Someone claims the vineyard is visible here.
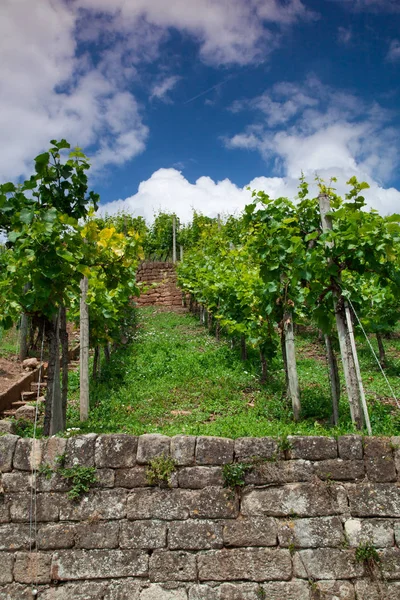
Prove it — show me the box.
[1,142,400,437]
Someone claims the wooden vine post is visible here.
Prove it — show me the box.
[172,215,177,264]
[318,193,369,432]
[283,309,301,421]
[80,276,89,421]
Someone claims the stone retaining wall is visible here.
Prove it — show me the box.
[1,433,400,599]
[136,262,182,308]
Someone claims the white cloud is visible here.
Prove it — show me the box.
[150,76,181,102]
[387,40,400,62]
[337,26,352,45]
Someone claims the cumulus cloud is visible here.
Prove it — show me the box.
[150,76,181,102]
[387,40,400,62]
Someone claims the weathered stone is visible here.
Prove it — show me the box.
[338,436,363,460]
[13,438,42,470]
[234,437,278,461]
[197,548,292,581]
[313,581,355,600]
[127,489,192,520]
[278,516,344,548]
[120,520,167,549]
[379,547,400,579]
[313,459,365,481]
[0,501,9,524]
[188,585,218,600]
[178,467,223,488]
[141,585,187,600]
[0,435,19,472]
[0,554,13,584]
[196,437,234,465]
[288,436,337,460]
[64,434,97,468]
[293,548,364,580]
[219,581,311,600]
[51,549,148,580]
[42,437,67,468]
[74,521,120,549]
[14,405,36,422]
[391,436,400,476]
[169,519,223,550]
[223,516,277,547]
[190,487,239,519]
[14,552,52,583]
[115,466,148,488]
[104,579,142,600]
[355,580,400,600]
[0,421,16,435]
[39,581,108,600]
[0,584,35,599]
[93,468,115,488]
[347,483,400,516]
[245,460,313,485]
[149,550,197,582]
[10,492,60,522]
[364,438,396,482]
[22,357,39,369]
[59,489,126,521]
[2,471,33,493]
[37,523,75,549]
[137,434,170,464]
[345,518,394,547]
[242,483,342,517]
[0,523,31,550]
[171,436,196,466]
[95,434,138,468]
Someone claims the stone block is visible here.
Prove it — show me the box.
[2,472,33,493]
[141,585,188,600]
[347,483,400,517]
[0,435,18,473]
[379,547,400,579]
[95,434,138,468]
[219,581,311,600]
[171,435,196,466]
[59,489,126,521]
[39,581,108,600]
[168,520,223,550]
[127,489,192,520]
[288,436,337,460]
[188,585,218,600]
[104,579,142,600]
[190,487,239,519]
[64,434,97,468]
[312,581,355,600]
[338,436,363,460]
[364,438,396,482]
[245,460,313,485]
[137,434,170,464]
[223,516,277,547]
[217,583,258,599]
[13,438,42,471]
[51,549,148,580]
[242,483,342,517]
[314,459,365,481]
[355,580,400,600]
[115,466,148,488]
[36,472,70,493]
[278,516,344,548]
[37,523,76,549]
[0,584,35,599]
[178,467,223,488]
[0,554,13,584]
[234,437,278,461]
[74,521,120,549]
[149,550,197,582]
[0,421,16,435]
[120,520,167,549]
[197,548,292,581]
[345,518,394,547]
[42,437,67,468]
[10,492,60,522]
[293,548,364,579]
[93,468,115,488]
[0,523,31,550]
[0,501,9,524]
[14,552,52,583]
[196,437,234,465]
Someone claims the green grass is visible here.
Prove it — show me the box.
[65,307,400,438]
[0,326,19,359]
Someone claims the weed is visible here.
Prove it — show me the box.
[55,454,66,468]
[146,455,176,487]
[355,541,381,579]
[256,586,266,599]
[58,466,97,500]
[222,462,251,489]
[278,434,292,458]
[38,463,53,480]
[288,542,296,556]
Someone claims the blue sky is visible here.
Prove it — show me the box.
[1,0,400,221]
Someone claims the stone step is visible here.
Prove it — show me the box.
[10,401,26,410]
[30,382,47,392]
[21,390,37,401]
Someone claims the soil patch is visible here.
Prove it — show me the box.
[0,357,25,394]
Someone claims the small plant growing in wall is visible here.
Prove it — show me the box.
[355,541,381,579]
[146,454,176,487]
[277,434,292,459]
[222,462,251,489]
[58,466,98,500]
[256,585,266,599]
